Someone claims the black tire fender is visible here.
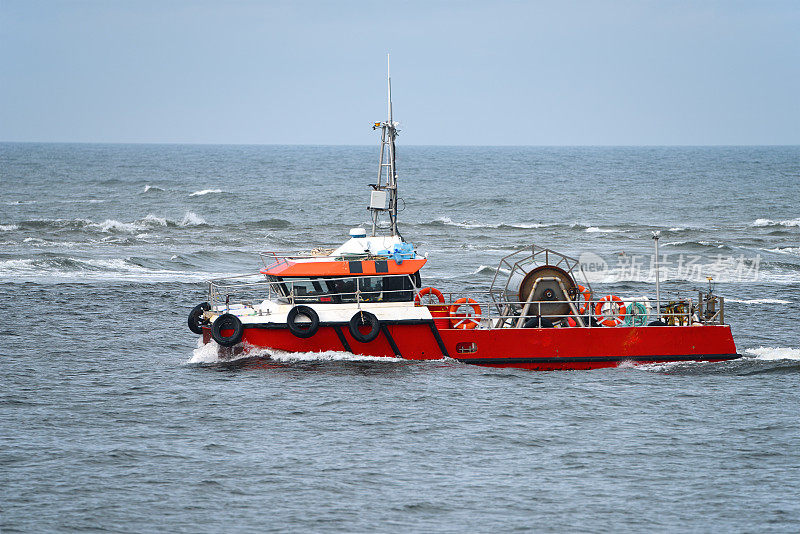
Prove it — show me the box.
[287,305,320,338]
[188,302,211,335]
[348,311,381,343]
[211,313,244,347]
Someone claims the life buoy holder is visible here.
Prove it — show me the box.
[188,302,211,335]
[577,284,592,315]
[449,298,482,329]
[211,313,244,347]
[287,305,320,338]
[415,286,445,306]
[349,311,381,343]
[594,295,626,327]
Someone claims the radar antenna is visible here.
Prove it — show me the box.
[369,54,401,238]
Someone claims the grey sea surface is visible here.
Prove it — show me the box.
[1,143,799,532]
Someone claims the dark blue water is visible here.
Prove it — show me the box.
[2,143,799,532]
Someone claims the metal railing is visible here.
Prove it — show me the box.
[258,251,335,272]
[426,295,712,329]
[258,248,407,271]
[207,273,418,310]
[205,273,723,329]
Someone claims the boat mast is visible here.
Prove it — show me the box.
[370,54,400,238]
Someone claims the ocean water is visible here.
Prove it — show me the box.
[1,143,799,532]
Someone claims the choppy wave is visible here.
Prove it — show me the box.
[752,218,800,228]
[20,237,84,248]
[726,298,791,304]
[764,246,800,256]
[18,218,93,230]
[0,224,19,231]
[55,199,108,204]
[662,240,731,250]
[87,216,167,233]
[627,346,800,374]
[426,217,556,230]
[585,227,621,233]
[422,218,674,234]
[429,218,800,234]
[92,219,146,233]
[189,189,224,197]
[180,212,207,226]
[16,213,207,233]
[470,265,511,276]
[0,256,235,283]
[244,218,292,229]
[143,184,164,193]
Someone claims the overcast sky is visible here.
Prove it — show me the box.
[1,0,798,145]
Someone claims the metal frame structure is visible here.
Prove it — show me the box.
[489,245,591,315]
[370,55,400,238]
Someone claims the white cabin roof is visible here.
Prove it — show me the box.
[331,235,405,257]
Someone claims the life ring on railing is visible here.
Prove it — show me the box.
[577,284,592,314]
[287,305,320,338]
[349,311,381,343]
[211,313,244,347]
[594,295,627,327]
[449,298,482,329]
[415,287,445,306]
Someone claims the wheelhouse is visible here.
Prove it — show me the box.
[256,245,426,305]
[265,272,420,304]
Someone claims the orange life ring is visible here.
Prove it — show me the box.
[594,295,627,327]
[415,286,445,306]
[449,297,482,329]
[577,284,592,314]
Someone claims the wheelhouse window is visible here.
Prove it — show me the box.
[268,274,417,303]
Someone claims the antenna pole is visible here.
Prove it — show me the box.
[653,231,661,320]
[369,54,401,239]
[388,55,393,124]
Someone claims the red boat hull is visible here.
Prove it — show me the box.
[203,321,740,371]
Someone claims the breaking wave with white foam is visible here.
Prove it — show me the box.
[188,341,404,364]
[764,246,800,256]
[470,265,511,276]
[189,189,224,197]
[751,218,800,228]
[743,347,800,361]
[585,227,621,233]
[180,212,207,226]
[0,256,238,283]
[14,213,208,234]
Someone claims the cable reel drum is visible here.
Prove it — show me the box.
[489,245,592,324]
